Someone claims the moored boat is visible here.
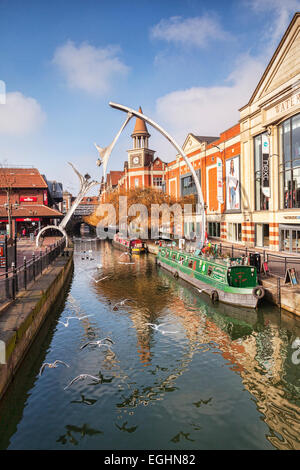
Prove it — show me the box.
[112,233,147,254]
[156,247,265,308]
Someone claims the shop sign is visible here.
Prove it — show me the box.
[275,93,300,114]
[261,134,270,198]
[43,191,48,206]
[20,196,37,202]
[217,157,223,204]
[0,243,5,267]
[16,218,40,222]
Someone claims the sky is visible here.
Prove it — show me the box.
[0,0,300,195]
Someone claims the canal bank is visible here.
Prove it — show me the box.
[0,248,73,401]
[146,240,300,317]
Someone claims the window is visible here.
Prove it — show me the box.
[227,223,242,242]
[254,133,269,210]
[153,177,162,187]
[279,113,300,209]
[180,170,201,196]
[208,222,220,238]
[256,224,269,247]
[135,178,139,188]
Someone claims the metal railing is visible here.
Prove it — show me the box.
[216,242,300,278]
[0,238,67,303]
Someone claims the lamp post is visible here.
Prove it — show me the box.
[3,201,19,240]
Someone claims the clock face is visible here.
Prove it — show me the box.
[133,156,140,165]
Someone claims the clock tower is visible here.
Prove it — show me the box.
[127,106,155,170]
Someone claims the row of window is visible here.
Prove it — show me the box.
[255,112,300,210]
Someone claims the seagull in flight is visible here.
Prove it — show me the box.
[113,299,137,308]
[77,267,109,283]
[80,337,114,350]
[145,323,178,335]
[64,374,102,390]
[94,276,109,283]
[39,360,70,376]
[58,315,94,328]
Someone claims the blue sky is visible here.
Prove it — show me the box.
[0,0,299,195]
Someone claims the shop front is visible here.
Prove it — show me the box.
[16,218,41,237]
[279,224,300,253]
[239,13,300,252]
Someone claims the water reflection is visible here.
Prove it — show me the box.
[0,239,300,450]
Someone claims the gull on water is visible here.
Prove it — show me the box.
[39,360,70,376]
[145,322,178,335]
[118,261,135,265]
[64,374,101,390]
[58,315,94,328]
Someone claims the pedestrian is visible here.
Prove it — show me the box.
[22,227,26,237]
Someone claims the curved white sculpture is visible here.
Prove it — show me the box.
[36,163,99,247]
[109,102,206,247]
[94,113,133,179]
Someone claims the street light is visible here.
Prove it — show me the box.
[3,201,19,239]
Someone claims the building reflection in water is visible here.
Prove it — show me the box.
[89,241,300,450]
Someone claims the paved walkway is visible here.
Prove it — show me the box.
[2,236,61,270]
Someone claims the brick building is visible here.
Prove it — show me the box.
[0,167,63,238]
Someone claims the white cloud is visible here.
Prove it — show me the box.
[0,91,45,135]
[154,54,266,146]
[150,14,232,48]
[248,0,300,53]
[52,40,129,95]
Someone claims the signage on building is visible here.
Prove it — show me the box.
[261,134,270,198]
[217,157,223,204]
[0,243,5,267]
[20,196,37,202]
[275,92,300,114]
[16,218,40,222]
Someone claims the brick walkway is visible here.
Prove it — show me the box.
[1,236,62,271]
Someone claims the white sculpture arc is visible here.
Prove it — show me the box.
[36,162,99,247]
[109,102,206,247]
[94,113,133,179]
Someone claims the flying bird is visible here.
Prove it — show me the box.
[113,299,137,309]
[94,276,109,283]
[64,374,101,390]
[145,322,178,335]
[39,360,70,376]
[80,337,114,350]
[57,315,94,328]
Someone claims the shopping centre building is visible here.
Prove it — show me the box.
[101,13,300,253]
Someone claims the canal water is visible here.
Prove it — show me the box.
[1,239,300,450]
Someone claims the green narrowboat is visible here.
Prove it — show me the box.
[156,247,265,308]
